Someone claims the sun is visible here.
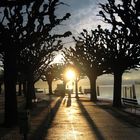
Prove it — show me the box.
[65,69,75,80]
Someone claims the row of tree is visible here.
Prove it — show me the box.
[63,0,140,107]
[0,0,140,127]
[0,0,71,127]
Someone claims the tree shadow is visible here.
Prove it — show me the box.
[77,99,105,140]
[98,103,140,127]
[78,97,140,140]
[67,96,71,107]
[31,97,63,140]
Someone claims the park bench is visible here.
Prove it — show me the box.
[122,97,140,113]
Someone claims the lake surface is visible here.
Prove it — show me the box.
[35,77,140,103]
[35,70,140,102]
[97,84,140,103]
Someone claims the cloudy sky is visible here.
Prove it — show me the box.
[53,0,108,62]
[65,0,107,34]
[55,0,108,40]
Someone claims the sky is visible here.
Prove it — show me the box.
[55,0,108,40]
[64,0,107,35]
[53,0,108,63]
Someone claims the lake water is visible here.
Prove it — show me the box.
[35,78,140,103]
[97,84,140,103]
[35,70,140,103]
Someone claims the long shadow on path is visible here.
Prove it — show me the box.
[77,96,140,140]
[77,98,106,140]
[98,102,140,127]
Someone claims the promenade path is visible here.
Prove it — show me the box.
[44,95,140,140]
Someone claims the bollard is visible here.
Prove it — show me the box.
[18,110,30,140]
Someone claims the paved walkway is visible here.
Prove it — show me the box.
[44,95,140,140]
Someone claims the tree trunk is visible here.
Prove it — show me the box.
[23,80,27,97]
[75,78,78,98]
[0,83,2,94]
[26,73,36,109]
[4,49,17,127]
[62,81,66,96]
[18,81,22,96]
[113,71,123,107]
[89,76,97,101]
[48,80,53,95]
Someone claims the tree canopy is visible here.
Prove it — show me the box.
[99,0,140,107]
[99,0,140,43]
[63,26,110,101]
[0,0,71,126]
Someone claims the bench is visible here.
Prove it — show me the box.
[122,97,140,113]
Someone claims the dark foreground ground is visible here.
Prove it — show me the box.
[0,93,140,140]
[0,94,61,140]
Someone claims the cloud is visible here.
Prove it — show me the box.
[68,0,109,35]
[53,0,110,38]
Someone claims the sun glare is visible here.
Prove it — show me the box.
[66,70,75,80]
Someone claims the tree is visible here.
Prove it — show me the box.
[0,0,71,126]
[99,0,140,107]
[19,39,64,108]
[99,0,140,44]
[0,69,4,95]
[41,63,63,95]
[103,28,140,107]
[0,56,4,95]
[63,26,109,101]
